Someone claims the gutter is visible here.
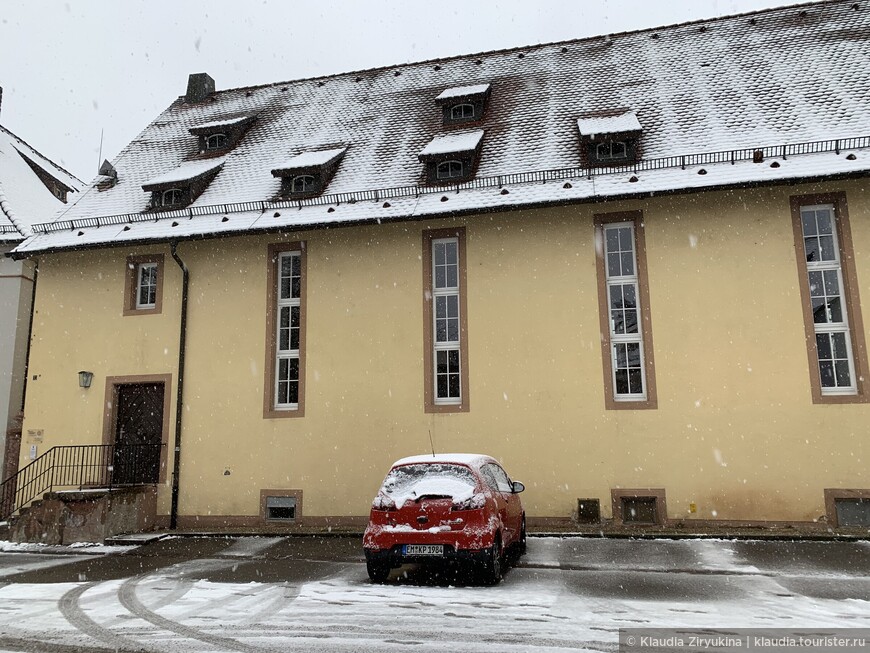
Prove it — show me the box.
[169,241,189,530]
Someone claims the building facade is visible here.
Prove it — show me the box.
[10,1,870,530]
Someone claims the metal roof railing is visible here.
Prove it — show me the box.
[31,134,870,236]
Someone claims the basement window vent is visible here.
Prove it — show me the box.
[577,498,601,524]
[265,496,297,521]
[835,498,870,527]
[621,497,658,524]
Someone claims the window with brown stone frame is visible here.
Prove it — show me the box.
[264,242,307,418]
[594,211,657,409]
[423,228,470,413]
[790,192,868,403]
[123,254,164,316]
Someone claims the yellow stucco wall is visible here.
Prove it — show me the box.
[21,178,870,523]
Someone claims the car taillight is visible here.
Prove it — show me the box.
[371,493,396,511]
[451,493,486,511]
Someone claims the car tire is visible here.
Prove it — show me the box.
[517,515,527,556]
[367,560,390,583]
[480,534,503,585]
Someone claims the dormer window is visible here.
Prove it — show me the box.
[419,130,484,184]
[142,158,225,211]
[15,148,77,204]
[271,147,346,199]
[205,133,227,151]
[450,104,475,121]
[436,160,464,180]
[189,115,257,155]
[596,141,628,161]
[160,188,185,206]
[292,175,316,193]
[436,84,491,126]
[576,110,642,167]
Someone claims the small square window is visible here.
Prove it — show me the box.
[835,498,870,527]
[265,496,297,521]
[622,497,658,523]
[577,499,601,524]
[124,255,164,316]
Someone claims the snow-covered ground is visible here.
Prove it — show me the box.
[0,537,867,652]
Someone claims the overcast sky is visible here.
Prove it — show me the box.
[1,0,817,182]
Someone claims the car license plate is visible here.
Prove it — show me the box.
[403,544,443,556]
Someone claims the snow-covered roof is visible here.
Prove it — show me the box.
[189,116,254,133]
[419,130,484,158]
[576,111,642,138]
[141,158,225,190]
[435,84,491,101]
[393,454,496,468]
[271,147,347,173]
[12,0,870,254]
[0,124,82,241]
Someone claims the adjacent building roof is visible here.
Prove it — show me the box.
[14,0,870,254]
[0,125,81,242]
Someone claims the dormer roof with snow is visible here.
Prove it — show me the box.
[0,124,82,242]
[13,0,870,254]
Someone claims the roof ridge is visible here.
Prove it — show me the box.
[202,0,839,96]
[0,123,83,188]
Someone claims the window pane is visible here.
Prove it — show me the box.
[435,266,446,288]
[626,342,641,367]
[290,306,300,350]
[607,252,620,277]
[448,372,461,398]
[621,253,634,276]
[808,271,823,297]
[816,333,832,360]
[434,243,445,266]
[819,361,835,388]
[605,229,619,254]
[436,318,447,342]
[618,228,632,252]
[445,242,457,265]
[831,332,849,359]
[819,235,836,262]
[447,294,458,318]
[612,309,624,335]
[436,350,447,374]
[800,211,817,236]
[615,369,629,395]
[437,375,449,398]
[804,236,820,263]
[279,307,290,351]
[835,360,851,387]
[448,349,460,371]
[435,295,446,319]
[816,210,833,235]
[615,343,627,368]
[447,318,459,342]
[629,368,644,394]
[446,264,458,288]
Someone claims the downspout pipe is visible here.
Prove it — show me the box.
[169,241,189,530]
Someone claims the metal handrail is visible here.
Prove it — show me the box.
[0,443,163,521]
[30,134,870,236]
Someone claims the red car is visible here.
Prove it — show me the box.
[363,453,526,584]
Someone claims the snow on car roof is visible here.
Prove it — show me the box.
[393,453,495,467]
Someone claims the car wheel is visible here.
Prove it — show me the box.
[367,560,390,583]
[517,515,527,556]
[481,534,503,585]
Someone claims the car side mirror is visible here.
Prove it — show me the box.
[512,481,525,493]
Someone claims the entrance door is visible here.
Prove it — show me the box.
[113,383,164,485]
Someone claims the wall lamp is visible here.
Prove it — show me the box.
[78,371,94,389]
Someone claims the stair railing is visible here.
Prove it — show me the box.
[0,443,163,521]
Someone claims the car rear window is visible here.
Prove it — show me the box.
[381,464,477,507]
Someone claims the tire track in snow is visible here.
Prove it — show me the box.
[0,634,144,653]
[58,582,156,652]
[117,574,276,653]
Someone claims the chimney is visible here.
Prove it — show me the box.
[185,73,215,103]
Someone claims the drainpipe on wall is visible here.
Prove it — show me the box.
[169,241,189,530]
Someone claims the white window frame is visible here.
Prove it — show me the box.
[800,203,857,395]
[135,262,158,309]
[603,221,647,401]
[275,251,302,410]
[431,237,462,405]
